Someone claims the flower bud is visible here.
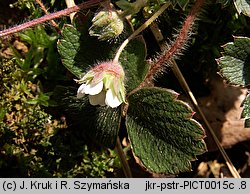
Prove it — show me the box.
[76,61,126,108]
[89,9,124,41]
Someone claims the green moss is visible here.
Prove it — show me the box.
[0,58,120,177]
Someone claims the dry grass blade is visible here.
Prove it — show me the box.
[149,19,241,178]
[35,0,61,33]
[170,59,241,178]
[65,0,76,22]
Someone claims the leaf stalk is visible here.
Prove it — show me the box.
[0,0,103,38]
[115,137,133,177]
[113,2,171,63]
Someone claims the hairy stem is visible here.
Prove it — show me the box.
[147,5,241,178]
[143,0,204,85]
[0,0,103,38]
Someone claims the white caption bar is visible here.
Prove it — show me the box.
[0,178,249,194]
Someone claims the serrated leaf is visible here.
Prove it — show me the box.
[57,14,149,92]
[217,36,250,86]
[126,87,206,174]
[53,86,121,148]
[57,24,88,78]
[234,0,250,17]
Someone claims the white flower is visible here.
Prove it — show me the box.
[76,61,126,108]
[105,89,122,108]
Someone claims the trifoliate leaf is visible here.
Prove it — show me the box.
[234,0,250,17]
[126,87,206,174]
[53,86,121,148]
[57,13,149,92]
[217,36,250,86]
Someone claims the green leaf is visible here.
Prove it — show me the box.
[234,0,250,17]
[116,0,132,10]
[245,119,250,127]
[126,87,206,174]
[53,86,121,148]
[0,108,6,121]
[241,93,250,127]
[116,0,148,15]
[217,36,250,86]
[15,25,58,79]
[19,25,57,47]
[57,14,149,92]
[57,24,83,78]
[120,37,149,91]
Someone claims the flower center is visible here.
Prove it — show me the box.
[92,62,124,78]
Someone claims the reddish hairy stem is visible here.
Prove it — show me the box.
[0,0,103,38]
[143,0,205,86]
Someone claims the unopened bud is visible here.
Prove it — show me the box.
[89,9,124,41]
